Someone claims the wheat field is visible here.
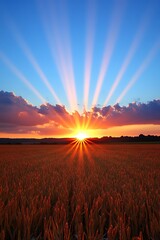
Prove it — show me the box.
[0,143,159,240]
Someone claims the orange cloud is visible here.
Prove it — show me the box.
[0,91,160,137]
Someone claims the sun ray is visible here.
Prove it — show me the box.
[13,32,61,105]
[82,109,94,131]
[4,18,62,106]
[103,8,152,106]
[63,140,79,164]
[66,138,100,171]
[116,39,160,103]
[0,52,46,103]
[37,0,78,112]
[83,0,96,110]
[83,140,100,167]
[92,2,125,107]
[0,51,76,130]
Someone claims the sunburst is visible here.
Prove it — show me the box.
[76,132,88,142]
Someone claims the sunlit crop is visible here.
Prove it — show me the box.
[0,143,159,239]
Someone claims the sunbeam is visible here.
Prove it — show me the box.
[14,31,61,105]
[4,17,62,105]
[83,0,96,110]
[103,7,152,106]
[38,0,78,112]
[0,52,46,103]
[92,2,126,107]
[116,39,160,103]
[0,0,160,139]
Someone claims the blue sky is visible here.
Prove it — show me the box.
[0,0,160,112]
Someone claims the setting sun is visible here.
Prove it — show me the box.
[0,0,160,239]
[76,132,88,141]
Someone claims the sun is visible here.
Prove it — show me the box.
[76,132,88,141]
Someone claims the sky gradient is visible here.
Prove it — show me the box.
[0,0,160,138]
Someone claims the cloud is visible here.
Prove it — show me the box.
[0,91,46,126]
[93,100,160,127]
[0,91,160,136]
[0,91,73,135]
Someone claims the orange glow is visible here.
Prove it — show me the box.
[0,124,160,139]
[76,132,88,141]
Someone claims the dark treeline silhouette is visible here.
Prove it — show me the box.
[0,134,160,144]
[92,134,160,144]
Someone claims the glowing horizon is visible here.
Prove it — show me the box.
[0,0,160,138]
